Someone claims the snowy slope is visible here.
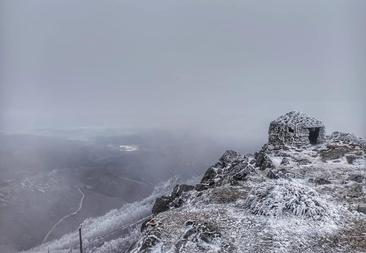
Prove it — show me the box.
[22,178,184,253]
[129,132,365,253]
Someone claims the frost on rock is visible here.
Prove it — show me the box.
[329,131,366,149]
[243,180,334,220]
[197,150,253,190]
[269,111,326,147]
[175,220,233,253]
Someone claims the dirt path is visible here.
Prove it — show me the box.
[42,188,85,244]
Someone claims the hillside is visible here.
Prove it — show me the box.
[129,131,365,253]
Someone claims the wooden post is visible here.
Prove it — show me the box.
[79,226,83,253]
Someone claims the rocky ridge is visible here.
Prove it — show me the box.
[128,131,366,253]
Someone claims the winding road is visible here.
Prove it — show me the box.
[42,187,85,244]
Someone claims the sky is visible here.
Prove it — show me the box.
[0,0,365,142]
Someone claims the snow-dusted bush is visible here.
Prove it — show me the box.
[244,180,332,220]
[92,228,140,253]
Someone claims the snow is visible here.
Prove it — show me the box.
[272,111,324,128]
[267,155,282,168]
[119,145,139,152]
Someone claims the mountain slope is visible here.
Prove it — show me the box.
[129,132,365,253]
[24,131,365,253]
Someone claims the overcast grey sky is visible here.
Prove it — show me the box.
[1,0,365,142]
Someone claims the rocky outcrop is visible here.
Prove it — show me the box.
[129,118,366,253]
[152,184,195,215]
[198,150,253,189]
[330,131,366,151]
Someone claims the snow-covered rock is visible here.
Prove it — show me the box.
[129,116,365,253]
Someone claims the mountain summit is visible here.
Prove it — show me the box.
[129,112,366,253]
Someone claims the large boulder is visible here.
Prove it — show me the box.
[201,150,251,188]
[152,196,172,215]
[219,150,245,166]
[173,220,233,252]
[348,174,365,183]
[255,145,275,170]
[152,184,195,215]
[320,145,353,161]
[171,184,195,199]
[200,167,218,185]
[357,204,366,214]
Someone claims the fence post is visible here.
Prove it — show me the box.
[79,226,83,253]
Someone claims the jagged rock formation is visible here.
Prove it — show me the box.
[129,113,365,253]
[269,111,326,147]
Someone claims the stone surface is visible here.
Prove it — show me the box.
[200,167,217,185]
[255,145,275,170]
[268,111,326,147]
[357,204,366,214]
[346,155,358,165]
[330,132,366,150]
[297,158,312,165]
[314,177,331,185]
[152,196,172,215]
[347,184,363,198]
[171,184,194,198]
[281,157,290,165]
[348,174,364,183]
[219,150,244,165]
[320,145,353,161]
[267,170,279,179]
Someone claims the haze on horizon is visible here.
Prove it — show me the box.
[1,0,365,142]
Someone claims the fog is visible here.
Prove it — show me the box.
[1,0,365,141]
[0,0,365,252]
[0,130,245,251]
